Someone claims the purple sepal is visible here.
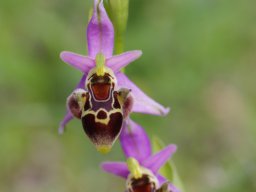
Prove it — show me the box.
[116,72,170,116]
[101,162,129,179]
[120,119,152,163]
[87,0,114,58]
[142,144,177,173]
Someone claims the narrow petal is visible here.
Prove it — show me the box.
[82,111,123,154]
[101,162,129,179]
[106,50,142,72]
[87,0,114,58]
[120,119,151,163]
[60,51,95,73]
[157,175,180,192]
[58,74,87,134]
[116,73,170,116]
[142,145,177,173]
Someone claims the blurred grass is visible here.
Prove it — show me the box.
[0,0,256,191]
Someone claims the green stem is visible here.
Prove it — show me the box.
[105,0,129,72]
[115,31,125,73]
[115,32,124,54]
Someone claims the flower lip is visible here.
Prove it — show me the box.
[129,174,156,192]
[82,112,123,153]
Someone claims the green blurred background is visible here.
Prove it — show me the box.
[0,0,256,191]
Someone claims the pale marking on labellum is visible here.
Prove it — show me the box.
[82,108,122,125]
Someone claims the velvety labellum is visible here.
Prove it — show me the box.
[68,68,133,153]
[129,174,156,192]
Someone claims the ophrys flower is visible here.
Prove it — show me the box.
[101,120,179,191]
[59,0,169,153]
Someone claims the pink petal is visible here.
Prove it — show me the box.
[116,73,170,116]
[101,162,129,179]
[87,0,114,58]
[60,51,95,73]
[157,175,180,192]
[142,144,177,174]
[120,119,151,163]
[106,50,142,72]
[58,74,87,134]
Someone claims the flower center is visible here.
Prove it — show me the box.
[126,158,159,192]
[129,174,156,192]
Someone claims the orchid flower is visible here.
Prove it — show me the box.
[101,120,179,192]
[59,0,169,152]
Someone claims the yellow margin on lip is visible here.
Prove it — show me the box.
[96,145,112,154]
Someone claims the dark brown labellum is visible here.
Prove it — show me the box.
[81,71,132,152]
[82,112,123,148]
[129,174,156,192]
[67,68,133,152]
[97,110,108,119]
